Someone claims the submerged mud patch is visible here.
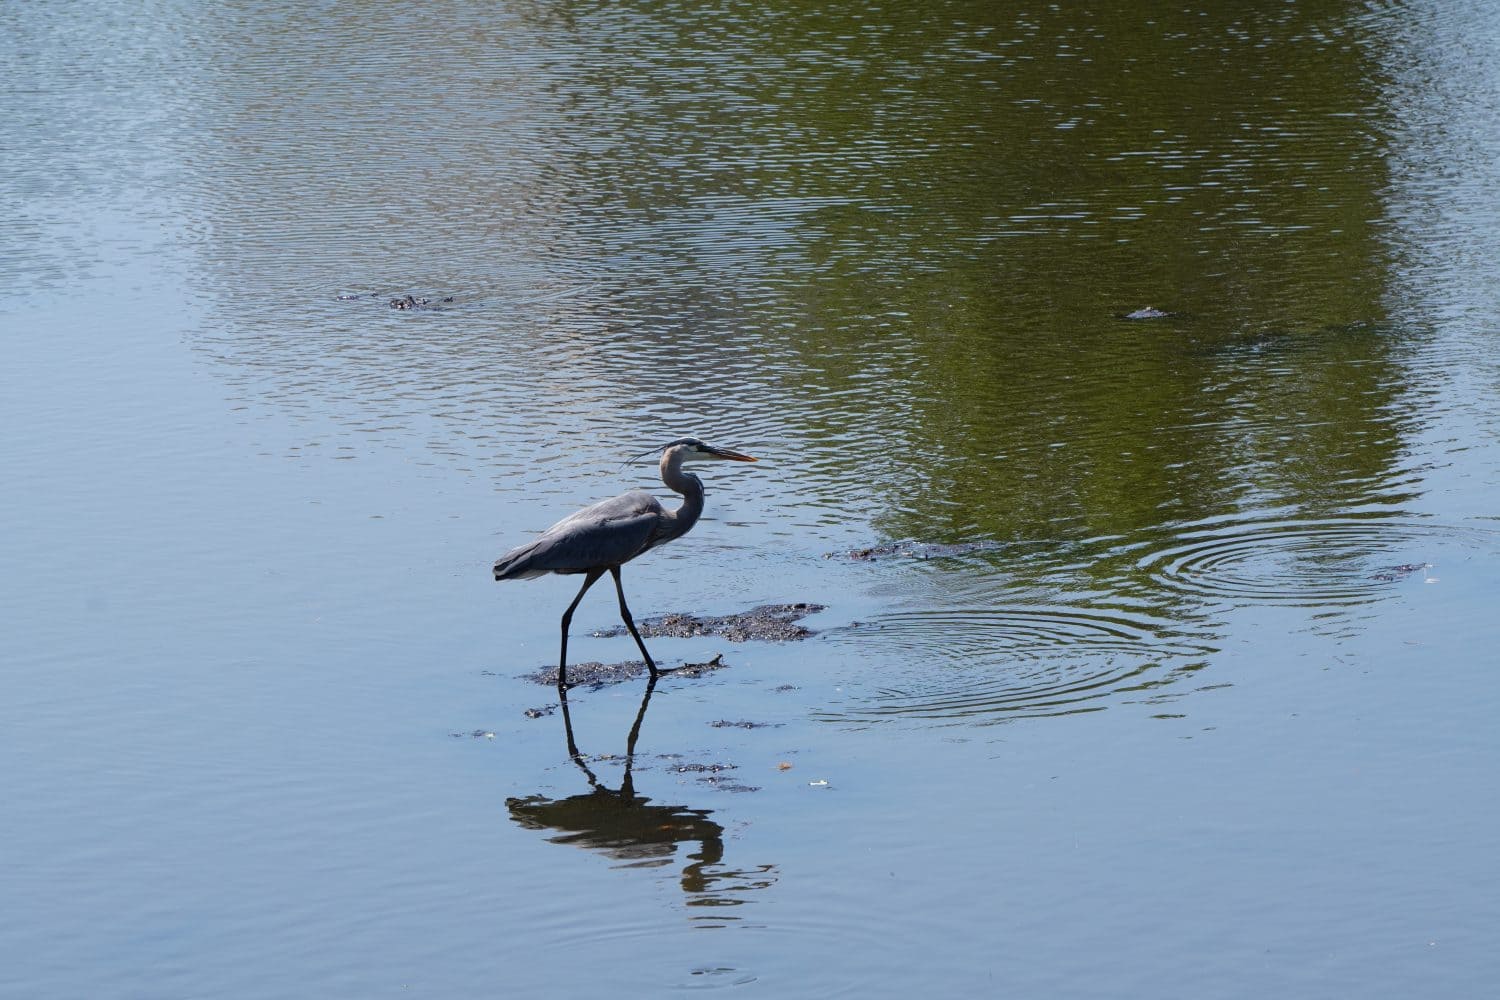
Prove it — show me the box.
[669,762,738,774]
[522,652,730,691]
[695,776,762,793]
[652,757,761,793]
[334,291,455,310]
[593,603,825,642]
[829,540,1002,561]
[1369,562,1432,582]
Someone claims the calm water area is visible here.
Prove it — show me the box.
[5,1,1500,996]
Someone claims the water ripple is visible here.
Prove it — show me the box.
[821,605,1216,725]
[1117,514,1492,608]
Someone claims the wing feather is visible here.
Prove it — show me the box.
[494,491,665,579]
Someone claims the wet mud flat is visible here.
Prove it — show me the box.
[591,603,826,643]
[520,603,823,718]
[522,652,731,692]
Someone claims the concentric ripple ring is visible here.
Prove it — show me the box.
[1124,515,1492,607]
[821,605,1217,724]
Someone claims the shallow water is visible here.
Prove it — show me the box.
[5,1,1500,996]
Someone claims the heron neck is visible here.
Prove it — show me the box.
[657,447,705,542]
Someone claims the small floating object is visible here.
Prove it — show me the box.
[808,779,829,787]
[777,762,794,771]
[1119,305,1173,320]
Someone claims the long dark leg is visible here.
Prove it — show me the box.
[558,569,605,693]
[610,566,659,677]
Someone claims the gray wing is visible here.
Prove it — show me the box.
[494,490,665,580]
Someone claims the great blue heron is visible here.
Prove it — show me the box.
[493,437,757,690]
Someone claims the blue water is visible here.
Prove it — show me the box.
[5,1,1500,996]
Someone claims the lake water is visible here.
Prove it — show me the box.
[5,1,1500,996]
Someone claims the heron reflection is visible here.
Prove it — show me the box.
[506,677,776,909]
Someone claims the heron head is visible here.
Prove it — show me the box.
[643,437,758,464]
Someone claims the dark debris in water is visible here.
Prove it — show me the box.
[697,776,762,793]
[649,756,761,792]
[593,603,825,642]
[523,653,731,689]
[671,762,737,774]
[829,539,1002,562]
[522,705,556,719]
[709,719,783,730]
[334,292,455,310]
[1369,562,1431,582]
[388,294,454,311]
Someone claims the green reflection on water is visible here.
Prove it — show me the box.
[182,0,1419,570]
[563,0,1411,550]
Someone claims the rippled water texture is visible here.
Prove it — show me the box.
[6,0,1500,996]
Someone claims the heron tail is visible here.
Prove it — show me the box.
[493,542,547,581]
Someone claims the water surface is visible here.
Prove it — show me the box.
[5,1,1500,996]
